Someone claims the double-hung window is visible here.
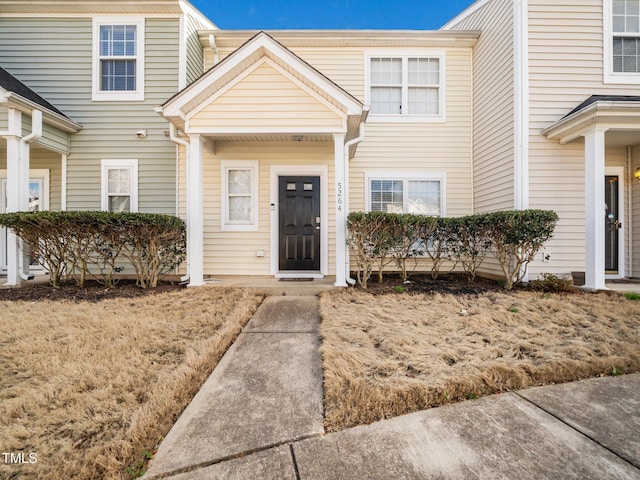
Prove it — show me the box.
[221,161,259,231]
[367,53,444,121]
[93,18,145,100]
[605,0,640,82]
[367,173,445,216]
[101,160,138,213]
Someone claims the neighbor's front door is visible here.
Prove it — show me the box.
[605,175,621,274]
[278,176,320,271]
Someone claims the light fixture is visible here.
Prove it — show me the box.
[634,167,640,182]
[136,129,147,139]
[291,135,303,142]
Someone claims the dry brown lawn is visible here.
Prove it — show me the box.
[320,289,640,432]
[0,287,264,480]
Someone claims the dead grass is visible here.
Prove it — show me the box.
[0,287,264,480]
[319,289,640,432]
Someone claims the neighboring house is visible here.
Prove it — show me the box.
[1,0,639,289]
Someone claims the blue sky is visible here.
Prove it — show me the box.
[189,0,477,30]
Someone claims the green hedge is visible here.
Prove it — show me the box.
[0,211,186,288]
[347,210,558,289]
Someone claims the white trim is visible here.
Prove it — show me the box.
[269,165,329,277]
[92,16,145,102]
[514,0,530,210]
[441,0,492,30]
[220,160,259,232]
[603,0,640,84]
[178,14,187,91]
[364,170,447,216]
[162,32,363,119]
[178,0,218,30]
[185,57,348,125]
[605,166,626,279]
[187,134,204,286]
[334,133,347,287]
[100,159,139,212]
[185,125,348,135]
[364,49,446,123]
[61,154,67,211]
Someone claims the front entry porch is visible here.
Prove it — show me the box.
[157,32,368,287]
[542,96,640,290]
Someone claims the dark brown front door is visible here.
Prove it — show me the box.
[279,176,320,271]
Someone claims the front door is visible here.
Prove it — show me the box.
[605,175,621,274]
[279,176,321,271]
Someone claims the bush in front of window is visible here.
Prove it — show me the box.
[347,209,558,289]
[0,211,186,288]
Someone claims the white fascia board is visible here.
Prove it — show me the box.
[163,32,363,119]
[441,0,492,30]
[179,0,218,30]
[5,93,81,133]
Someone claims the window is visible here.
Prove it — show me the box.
[605,0,640,82]
[93,17,144,100]
[221,161,259,231]
[366,52,444,121]
[101,160,138,212]
[367,173,445,216]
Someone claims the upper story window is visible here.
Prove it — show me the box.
[366,51,445,122]
[92,17,145,101]
[605,0,640,83]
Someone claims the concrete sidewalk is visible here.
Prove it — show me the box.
[145,295,640,480]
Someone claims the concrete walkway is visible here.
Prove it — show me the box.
[145,295,640,480]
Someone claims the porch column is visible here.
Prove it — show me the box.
[187,134,204,287]
[4,108,22,286]
[583,127,608,290]
[334,133,347,287]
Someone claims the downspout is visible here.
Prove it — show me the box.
[208,34,219,66]
[18,109,42,281]
[168,123,191,283]
[343,116,368,285]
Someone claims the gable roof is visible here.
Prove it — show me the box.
[0,66,81,132]
[0,67,68,118]
[564,95,640,118]
[158,31,365,130]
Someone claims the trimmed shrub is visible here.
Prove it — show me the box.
[0,211,186,288]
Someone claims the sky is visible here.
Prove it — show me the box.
[189,0,478,31]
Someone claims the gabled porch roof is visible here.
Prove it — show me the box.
[0,67,81,133]
[157,31,367,143]
[542,95,640,145]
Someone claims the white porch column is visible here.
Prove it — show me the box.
[187,134,204,287]
[583,127,608,290]
[4,108,22,285]
[334,133,347,287]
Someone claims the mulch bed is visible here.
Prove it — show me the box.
[359,273,504,296]
[0,279,185,302]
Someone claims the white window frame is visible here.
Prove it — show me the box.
[364,49,446,123]
[221,160,259,232]
[101,159,138,212]
[604,0,640,83]
[92,16,145,101]
[364,171,446,216]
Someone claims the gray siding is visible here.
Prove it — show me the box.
[185,13,206,84]
[0,16,181,214]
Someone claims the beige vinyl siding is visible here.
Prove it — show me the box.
[212,46,366,103]
[0,106,7,130]
[447,0,516,214]
[0,17,181,214]
[198,141,335,276]
[185,12,206,84]
[0,146,62,211]
[189,61,344,131]
[527,0,640,277]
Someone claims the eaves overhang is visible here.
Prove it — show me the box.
[1,90,82,133]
